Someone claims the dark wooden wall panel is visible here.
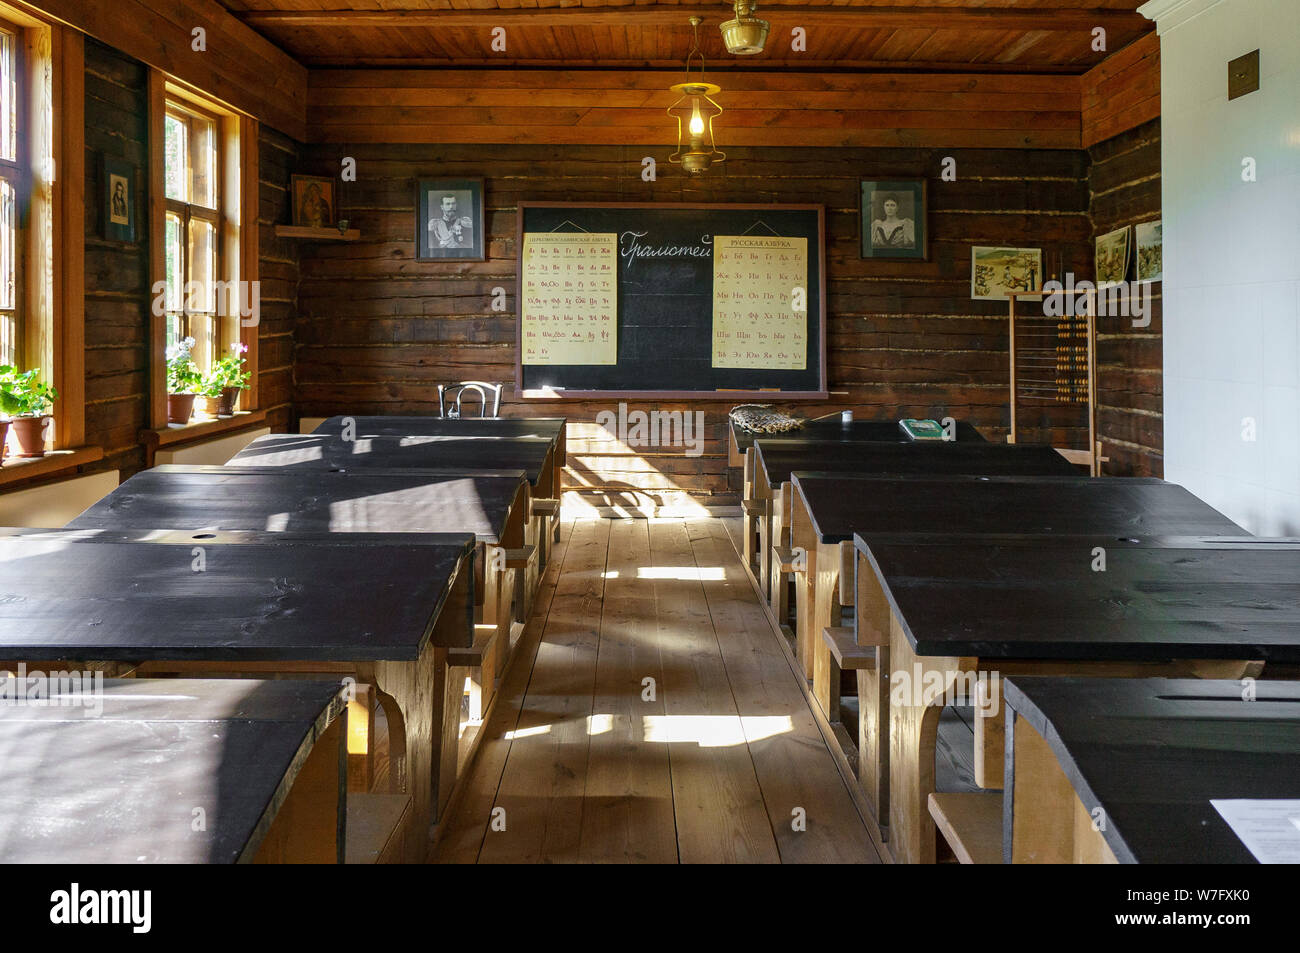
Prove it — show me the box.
[258,127,300,435]
[1089,118,1162,478]
[80,38,300,481]
[292,143,1091,507]
[82,38,150,477]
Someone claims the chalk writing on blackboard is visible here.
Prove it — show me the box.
[521,232,618,365]
[711,236,808,370]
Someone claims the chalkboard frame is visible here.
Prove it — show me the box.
[514,201,828,400]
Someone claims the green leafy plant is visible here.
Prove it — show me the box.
[0,365,59,418]
[166,337,202,395]
[200,342,252,397]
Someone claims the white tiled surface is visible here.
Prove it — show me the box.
[1158,0,1300,535]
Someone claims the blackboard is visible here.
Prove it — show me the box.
[515,202,827,399]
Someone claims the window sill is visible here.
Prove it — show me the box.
[139,409,268,466]
[0,445,106,490]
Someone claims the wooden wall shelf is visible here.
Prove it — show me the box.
[274,225,360,241]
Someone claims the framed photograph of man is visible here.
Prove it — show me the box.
[970,246,1043,300]
[861,179,927,260]
[102,157,136,242]
[417,178,485,261]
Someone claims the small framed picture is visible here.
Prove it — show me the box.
[1135,220,1162,283]
[971,246,1043,300]
[417,178,485,261]
[102,157,136,242]
[861,179,927,260]
[291,175,337,229]
[1095,225,1131,287]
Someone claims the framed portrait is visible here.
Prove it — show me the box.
[1135,220,1162,283]
[417,178,485,261]
[102,157,136,242]
[971,246,1043,301]
[291,175,337,229]
[861,179,927,259]
[1095,225,1131,287]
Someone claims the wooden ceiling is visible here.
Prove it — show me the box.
[217,1,1153,73]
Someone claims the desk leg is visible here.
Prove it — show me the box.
[361,644,444,863]
[855,549,892,833]
[789,492,818,682]
[888,618,976,865]
[1006,712,1118,864]
[811,540,844,721]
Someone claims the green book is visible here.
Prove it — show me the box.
[898,418,945,441]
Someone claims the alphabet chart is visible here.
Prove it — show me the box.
[711,235,808,370]
[521,232,618,365]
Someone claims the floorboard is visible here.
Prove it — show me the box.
[432,517,882,864]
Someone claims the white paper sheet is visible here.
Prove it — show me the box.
[1211,799,1300,863]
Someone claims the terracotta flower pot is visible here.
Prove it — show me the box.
[167,393,196,425]
[0,420,9,463]
[218,386,240,417]
[8,415,50,458]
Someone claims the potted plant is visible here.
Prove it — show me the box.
[166,337,202,425]
[0,365,59,459]
[199,342,251,417]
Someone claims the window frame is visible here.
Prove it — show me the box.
[0,6,84,457]
[148,71,259,431]
[0,15,25,370]
[163,96,225,373]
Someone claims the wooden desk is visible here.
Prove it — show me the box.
[309,414,567,513]
[67,464,530,720]
[1003,676,1300,864]
[786,472,1245,843]
[753,440,1076,599]
[231,429,561,568]
[790,473,1225,712]
[0,678,347,863]
[729,416,986,465]
[854,534,1300,864]
[0,528,475,862]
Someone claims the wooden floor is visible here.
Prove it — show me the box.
[431,517,881,863]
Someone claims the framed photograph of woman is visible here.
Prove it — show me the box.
[1095,225,1131,287]
[417,178,485,261]
[861,179,927,260]
[291,175,336,229]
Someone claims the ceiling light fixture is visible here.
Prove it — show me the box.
[720,0,769,55]
[667,16,725,175]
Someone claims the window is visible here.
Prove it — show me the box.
[0,19,21,368]
[163,98,222,372]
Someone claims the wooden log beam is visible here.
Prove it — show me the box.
[241,7,1149,34]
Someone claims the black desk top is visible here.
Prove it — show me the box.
[67,465,527,544]
[855,535,1300,661]
[228,432,554,487]
[794,472,1243,544]
[731,416,985,453]
[0,678,345,864]
[0,528,475,661]
[758,439,1077,489]
[312,415,566,445]
[1004,676,1300,864]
